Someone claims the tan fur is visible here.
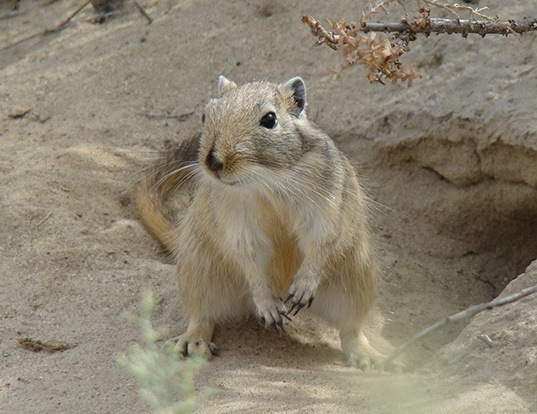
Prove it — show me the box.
[136,184,175,251]
[136,77,387,369]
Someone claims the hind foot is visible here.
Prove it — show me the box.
[165,318,217,358]
[345,351,404,373]
[341,330,404,372]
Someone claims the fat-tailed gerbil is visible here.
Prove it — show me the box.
[136,76,390,369]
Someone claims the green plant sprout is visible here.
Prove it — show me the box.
[118,291,210,414]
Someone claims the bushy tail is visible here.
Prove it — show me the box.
[136,135,200,253]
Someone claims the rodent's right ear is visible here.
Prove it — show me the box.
[217,76,237,96]
[280,77,307,117]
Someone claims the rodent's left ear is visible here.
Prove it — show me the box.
[280,77,307,117]
[217,76,237,96]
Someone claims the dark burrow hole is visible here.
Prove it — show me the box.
[370,161,537,367]
[423,179,537,294]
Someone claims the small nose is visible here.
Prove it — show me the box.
[206,148,224,173]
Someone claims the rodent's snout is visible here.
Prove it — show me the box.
[205,147,224,175]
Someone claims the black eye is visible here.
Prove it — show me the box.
[201,113,206,124]
[260,112,277,129]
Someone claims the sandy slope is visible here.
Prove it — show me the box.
[1,0,536,413]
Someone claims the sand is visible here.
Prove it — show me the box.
[1,0,536,412]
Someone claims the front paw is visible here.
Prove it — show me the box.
[255,297,291,333]
[285,277,317,316]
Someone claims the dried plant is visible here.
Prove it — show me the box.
[421,0,494,20]
[303,14,422,86]
[118,291,210,414]
[303,1,537,86]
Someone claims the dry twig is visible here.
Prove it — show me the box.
[37,211,53,227]
[422,0,493,20]
[0,1,90,52]
[132,0,152,24]
[361,17,537,37]
[137,111,194,121]
[18,337,76,353]
[1,0,153,51]
[384,283,537,365]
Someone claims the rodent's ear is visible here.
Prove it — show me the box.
[280,77,307,117]
[217,76,237,96]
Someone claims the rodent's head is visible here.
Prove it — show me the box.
[199,76,308,187]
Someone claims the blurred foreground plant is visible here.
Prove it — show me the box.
[118,291,210,414]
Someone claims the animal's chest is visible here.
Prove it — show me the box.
[215,194,280,249]
[214,193,300,263]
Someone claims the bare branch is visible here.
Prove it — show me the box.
[361,17,537,36]
[133,0,153,24]
[303,15,537,44]
[52,0,91,32]
[384,283,537,365]
[137,111,194,121]
[0,1,90,52]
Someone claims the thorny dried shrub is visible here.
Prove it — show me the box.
[302,8,423,86]
[303,0,425,86]
[303,0,537,86]
[421,0,494,20]
[303,14,422,86]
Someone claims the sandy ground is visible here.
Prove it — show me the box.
[1,0,536,413]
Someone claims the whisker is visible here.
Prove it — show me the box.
[287,168,404,219]
[131,156,196,184]
[362,196,408,219]
[150,163,199,193]
[167,168,202,198]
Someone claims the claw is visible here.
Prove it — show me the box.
[208,342,219,356]
[296,292,305,305]
[292,303,304,316]
[279,309,292,321]
[289,302,297,314]
[276,319,287,333]
[260,316,266,326]
[175,337,188,357]
[307,297,314,308]
[284,293,293,304]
